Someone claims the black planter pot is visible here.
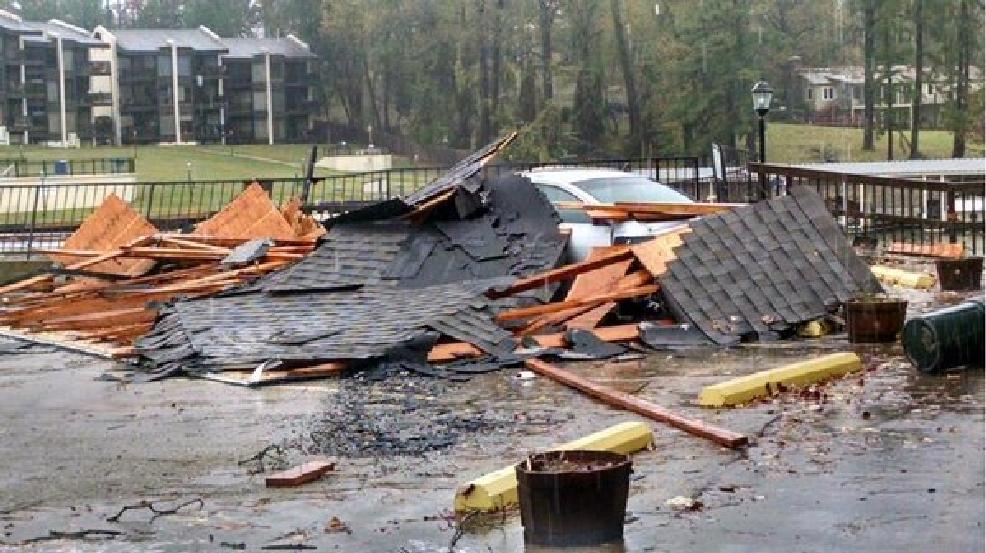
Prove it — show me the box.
[935,257,983,291]
[846,298,908,343]
[516,450,631,547]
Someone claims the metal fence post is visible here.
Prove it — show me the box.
[25,174,42,260]
[144,183,157,221]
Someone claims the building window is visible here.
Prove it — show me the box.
[823,87,834,100]
[926,83,934,95]
[807,88,813,100]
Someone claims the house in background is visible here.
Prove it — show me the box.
[797,65,983,128]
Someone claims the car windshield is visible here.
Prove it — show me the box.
[574,176,692,203]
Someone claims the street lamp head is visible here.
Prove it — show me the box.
[751,79,773,117]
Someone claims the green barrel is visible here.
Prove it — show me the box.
[902,299,985,373]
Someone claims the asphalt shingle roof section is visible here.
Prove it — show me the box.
[111,28,227,52]
[659,186,883,345]
[222,37,313,58]
[135,280,513,375]
[135,157,563,378]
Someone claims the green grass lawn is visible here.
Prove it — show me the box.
[766,122,985,164]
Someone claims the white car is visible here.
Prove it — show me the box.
[523,168,694,262]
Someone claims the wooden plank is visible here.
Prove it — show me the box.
[489,247,633,298]
[886,242,964,258]
[265,458,336,488]
[524,358,748,449]
[613,201,743,215]
[530,324,640,348]
[495,284,658,322]
[631,227,691,278]
[0,249,128,296]
[428,342,484,363]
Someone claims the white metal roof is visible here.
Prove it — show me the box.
[521,167,641,185]
[793,158,986,177]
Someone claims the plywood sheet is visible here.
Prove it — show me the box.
[194,184,296,240]
[631,227,691,278]
[49,194,157,277]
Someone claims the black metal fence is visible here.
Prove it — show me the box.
[0,156,703,256]
[7,155,978,258]
[748,163,985,255]
[0,157,136,177]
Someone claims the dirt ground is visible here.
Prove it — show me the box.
[0,289,983,552]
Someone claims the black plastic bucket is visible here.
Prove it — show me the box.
[846,298,908,343]
[516,450,631,547]
[902,299,985,373]
[936,257,983,291]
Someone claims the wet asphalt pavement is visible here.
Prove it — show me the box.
[0,288,983,552]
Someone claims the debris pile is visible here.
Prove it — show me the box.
[2,133,884,392]
[0,184,322,359]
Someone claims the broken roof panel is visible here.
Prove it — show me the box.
[49,194,158,277]
[264,173,566,293]
[659,186,882,344]
[404,132,516,208]
[194,184,297,240]
[134,280,513,375]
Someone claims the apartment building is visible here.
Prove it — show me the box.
[221,36,316,144]
[93,26,227,144]
[0,11,319,147]
[0,10,111,146]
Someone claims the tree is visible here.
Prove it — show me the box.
[909,0,922,158]
[610,0,643,155]
[537,0,558,103]
[183,0,257,37]
[862,0,876,150]
[569,0,605,153]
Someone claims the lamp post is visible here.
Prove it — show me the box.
[750,80,773,163]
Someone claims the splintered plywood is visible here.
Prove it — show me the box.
[631,227,691,278]
[281,198,326,240]
[194,184,296,240]
[49,194,157,277]
[561,246,632,330]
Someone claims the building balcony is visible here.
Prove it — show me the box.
[89,92,113,106]
[120,70,156,83]
[87,60,112,75]
[196,65,225,78]
[224,78,252,90]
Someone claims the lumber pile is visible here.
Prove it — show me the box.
[0,185,320,360]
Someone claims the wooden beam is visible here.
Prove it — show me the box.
[0,248,127,295]
[524,359,748,449]
[265,458,335,488]
[495,284,658,321]
[428,342,484,363]
[489,247,633,298]
[530,324,640,348]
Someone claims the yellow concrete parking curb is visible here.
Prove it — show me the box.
[871,265,936,289]
[452,421,654,513]
[698,352,863,408]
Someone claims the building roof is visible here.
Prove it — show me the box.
[27,20,105,45]
[794,158,986,177]
[221,36,313,59]
[0,9,38,33]
[110,28,226,52]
